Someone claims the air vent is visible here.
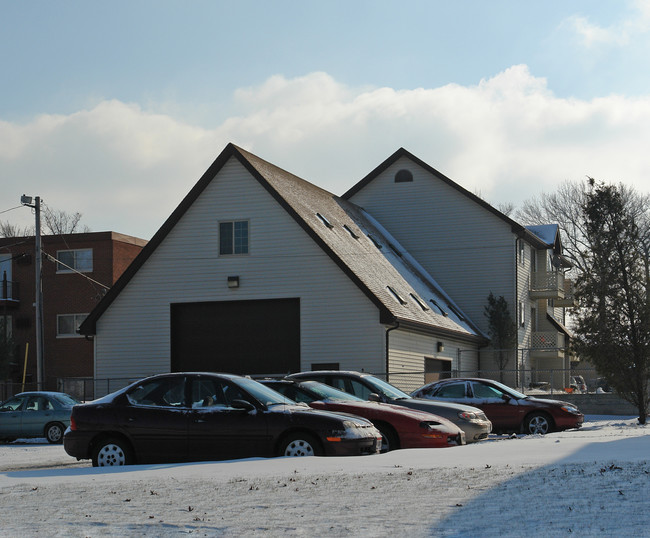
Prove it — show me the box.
[394,169,413,183]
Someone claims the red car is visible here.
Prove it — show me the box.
[411,378,584,435]
[262,379,465,451]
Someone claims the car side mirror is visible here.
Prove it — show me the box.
[368,393,382,402]
[231,399,255,412]
[501,394,511,402]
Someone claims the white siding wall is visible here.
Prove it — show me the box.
[387,328,480,393]
[349,157,517,338]
[94,159,385,385]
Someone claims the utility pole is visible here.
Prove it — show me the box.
[21,195,44,390]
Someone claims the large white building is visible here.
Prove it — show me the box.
[80,144,574,395]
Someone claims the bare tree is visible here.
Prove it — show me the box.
[1,207,91,238]
[516,180,650,279]
[42,207,91,235]
[0,220,33,238]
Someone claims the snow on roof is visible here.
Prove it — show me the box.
[239,146,482,340]
[525,224,559,246]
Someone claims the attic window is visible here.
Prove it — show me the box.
[343,224,359,239]
[429,299,449,317]
[387,286,407,305]
[394,169,413,183]
[410,293,429,311]
[368,235,383,249]
[316,213,334,229]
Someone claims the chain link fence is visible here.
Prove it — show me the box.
[1,368,596,402]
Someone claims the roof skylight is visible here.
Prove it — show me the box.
[387,286,407,305]
[429,299,449,317]
[410,293,429,311]
[316,213,334,229]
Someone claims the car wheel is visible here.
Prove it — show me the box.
[524,412,553,435]
[45,422,65,444]
[92,438,133,467]
[279,433,322,457]
[376,423,399,452]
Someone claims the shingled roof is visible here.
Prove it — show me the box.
[81,143,484,342]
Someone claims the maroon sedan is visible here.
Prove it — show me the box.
[262,379,465,451]
[411,378,584,435]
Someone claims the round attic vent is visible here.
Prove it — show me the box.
[394,169,413,183]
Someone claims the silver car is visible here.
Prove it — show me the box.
[287,371,492,443]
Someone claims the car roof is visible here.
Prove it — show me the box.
[12,391,71,397]
[289,370,368,377]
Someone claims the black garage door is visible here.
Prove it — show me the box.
[170,298,300,375]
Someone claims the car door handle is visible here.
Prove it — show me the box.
[194,419,206,423]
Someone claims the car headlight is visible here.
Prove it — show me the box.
[326,420,376,442]
[561,405,581,415]
[419,421,446,439]
[457,411,478,421]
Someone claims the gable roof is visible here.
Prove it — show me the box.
[80,143,483,342]
[343,147,550,250]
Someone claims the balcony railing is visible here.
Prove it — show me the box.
[530,271,565,300]
[0,280,19,303]
[531,330,565,359]
[555,279,578,307]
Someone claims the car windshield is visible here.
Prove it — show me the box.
[301,381,364,402]
[486,379,527,399]
[364,376,411,399]
[236,377,297,407]
[51,393,81,406]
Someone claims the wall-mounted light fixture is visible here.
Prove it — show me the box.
[436,341,444,353]
[227,276,240,288]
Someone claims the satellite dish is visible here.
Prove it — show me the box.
[551,255,562,268]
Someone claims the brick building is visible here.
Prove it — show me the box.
[0,232,146,395]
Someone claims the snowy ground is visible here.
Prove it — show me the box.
[0,416,648,537]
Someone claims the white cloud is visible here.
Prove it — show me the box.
[564,0,650,47]
[2,67,650,239]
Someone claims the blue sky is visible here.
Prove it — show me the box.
[2,1,650,238]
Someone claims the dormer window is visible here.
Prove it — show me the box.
[394,169,413,183]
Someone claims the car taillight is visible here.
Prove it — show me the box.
[69,416,77,430]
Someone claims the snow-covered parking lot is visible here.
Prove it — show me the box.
[0,415,648,537]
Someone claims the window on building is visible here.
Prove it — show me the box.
[56,249,93,273]
[57,314,88,337]
[219,221,249,255]
[0,315,12,339]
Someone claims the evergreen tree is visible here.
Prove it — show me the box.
[484,292,517,382]
[574,180,650,424]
